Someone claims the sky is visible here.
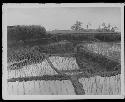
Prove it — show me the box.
[6,7,121,31]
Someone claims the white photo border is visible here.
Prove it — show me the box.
[2,3,124,100]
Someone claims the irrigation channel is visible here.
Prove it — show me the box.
[7,46,121,95]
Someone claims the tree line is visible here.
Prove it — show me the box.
[7,25,46,42]
[71,21,119,32]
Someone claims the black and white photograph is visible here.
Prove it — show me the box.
[2,3,124,100]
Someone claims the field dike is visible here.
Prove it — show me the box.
[7,56,121,95]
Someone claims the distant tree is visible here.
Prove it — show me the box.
[7,25,46,42]
[111,26,118,32]
[101,23,112,32]
[71,21,83,31]
[86,23,91,29]
[96,25,102,32]
[96,23,119,32]
[102,22,106,28]
[101,22,107,31]
[107,24,111,31]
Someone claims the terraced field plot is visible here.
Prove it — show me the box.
[7,44,121,95]
[7,75,121,95]
[83,42,121,62]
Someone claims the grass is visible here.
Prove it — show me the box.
[7,41,121,74]
[7,70,121,95]
[7,40,121,95]
[7,46,44,63]
[7,40,74,63]
[83,42,121,62]
[7,55,121,95]
[7,26,121,95]
[75,42,120,76]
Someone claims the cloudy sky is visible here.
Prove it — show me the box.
[6,7,121,31]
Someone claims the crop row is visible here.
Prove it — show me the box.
[7,40,74,63]
[7,74,121,95]
[8,48,120,78]
[7,55,121,95]
[83,42,121,62]
[7,56,79,79]
[7,41,120,65]
[7,46,44,63]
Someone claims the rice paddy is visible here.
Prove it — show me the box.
[7,53,121,95]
